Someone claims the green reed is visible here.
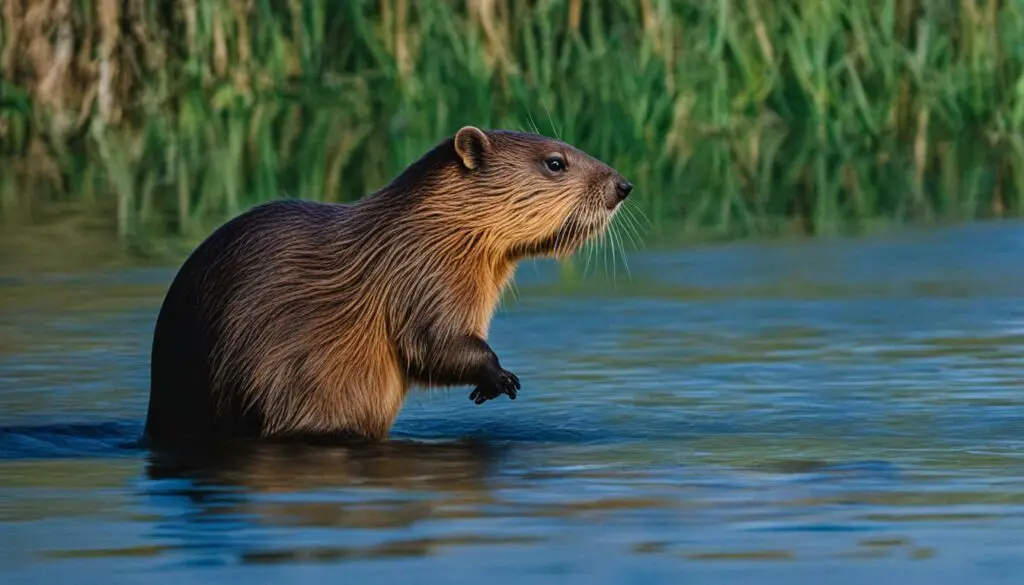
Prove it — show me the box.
[1,0,1023,248]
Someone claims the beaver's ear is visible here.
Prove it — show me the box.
[454,126,490,170]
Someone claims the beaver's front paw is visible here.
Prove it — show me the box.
[469,368,520,404]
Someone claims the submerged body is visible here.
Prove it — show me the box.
[144,126,633,448]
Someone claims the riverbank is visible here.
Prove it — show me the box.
[2,1,1022,245]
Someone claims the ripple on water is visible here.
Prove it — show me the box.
[2,222,1024,583]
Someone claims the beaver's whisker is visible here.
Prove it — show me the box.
[621,204,644,251]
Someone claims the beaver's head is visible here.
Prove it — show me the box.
[436,126,634,260]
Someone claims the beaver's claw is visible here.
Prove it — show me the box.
[469,369,520,404]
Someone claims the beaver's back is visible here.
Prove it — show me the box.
[145,199,364,446]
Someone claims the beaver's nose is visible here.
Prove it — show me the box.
[615,180,633,200]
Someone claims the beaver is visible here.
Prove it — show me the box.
[144,126,634,449]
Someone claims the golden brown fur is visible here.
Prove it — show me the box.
[144,126,633,449]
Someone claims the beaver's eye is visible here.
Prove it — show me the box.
[544,156,566,173]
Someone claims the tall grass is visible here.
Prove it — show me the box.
[2,0,1024,248]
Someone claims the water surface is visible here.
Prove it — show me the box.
[2,221,1023,584]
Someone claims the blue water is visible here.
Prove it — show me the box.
[2,221,1024,584]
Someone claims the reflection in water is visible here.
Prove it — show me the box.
[2,221,1024,583]
[135,439,520,565]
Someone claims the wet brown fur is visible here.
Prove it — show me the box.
[144,127,631,449]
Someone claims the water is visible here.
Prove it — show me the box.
[2,221,1023,584]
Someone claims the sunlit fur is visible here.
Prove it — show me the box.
[144,128,628,448]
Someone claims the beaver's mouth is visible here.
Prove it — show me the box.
[510,210,611,260]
